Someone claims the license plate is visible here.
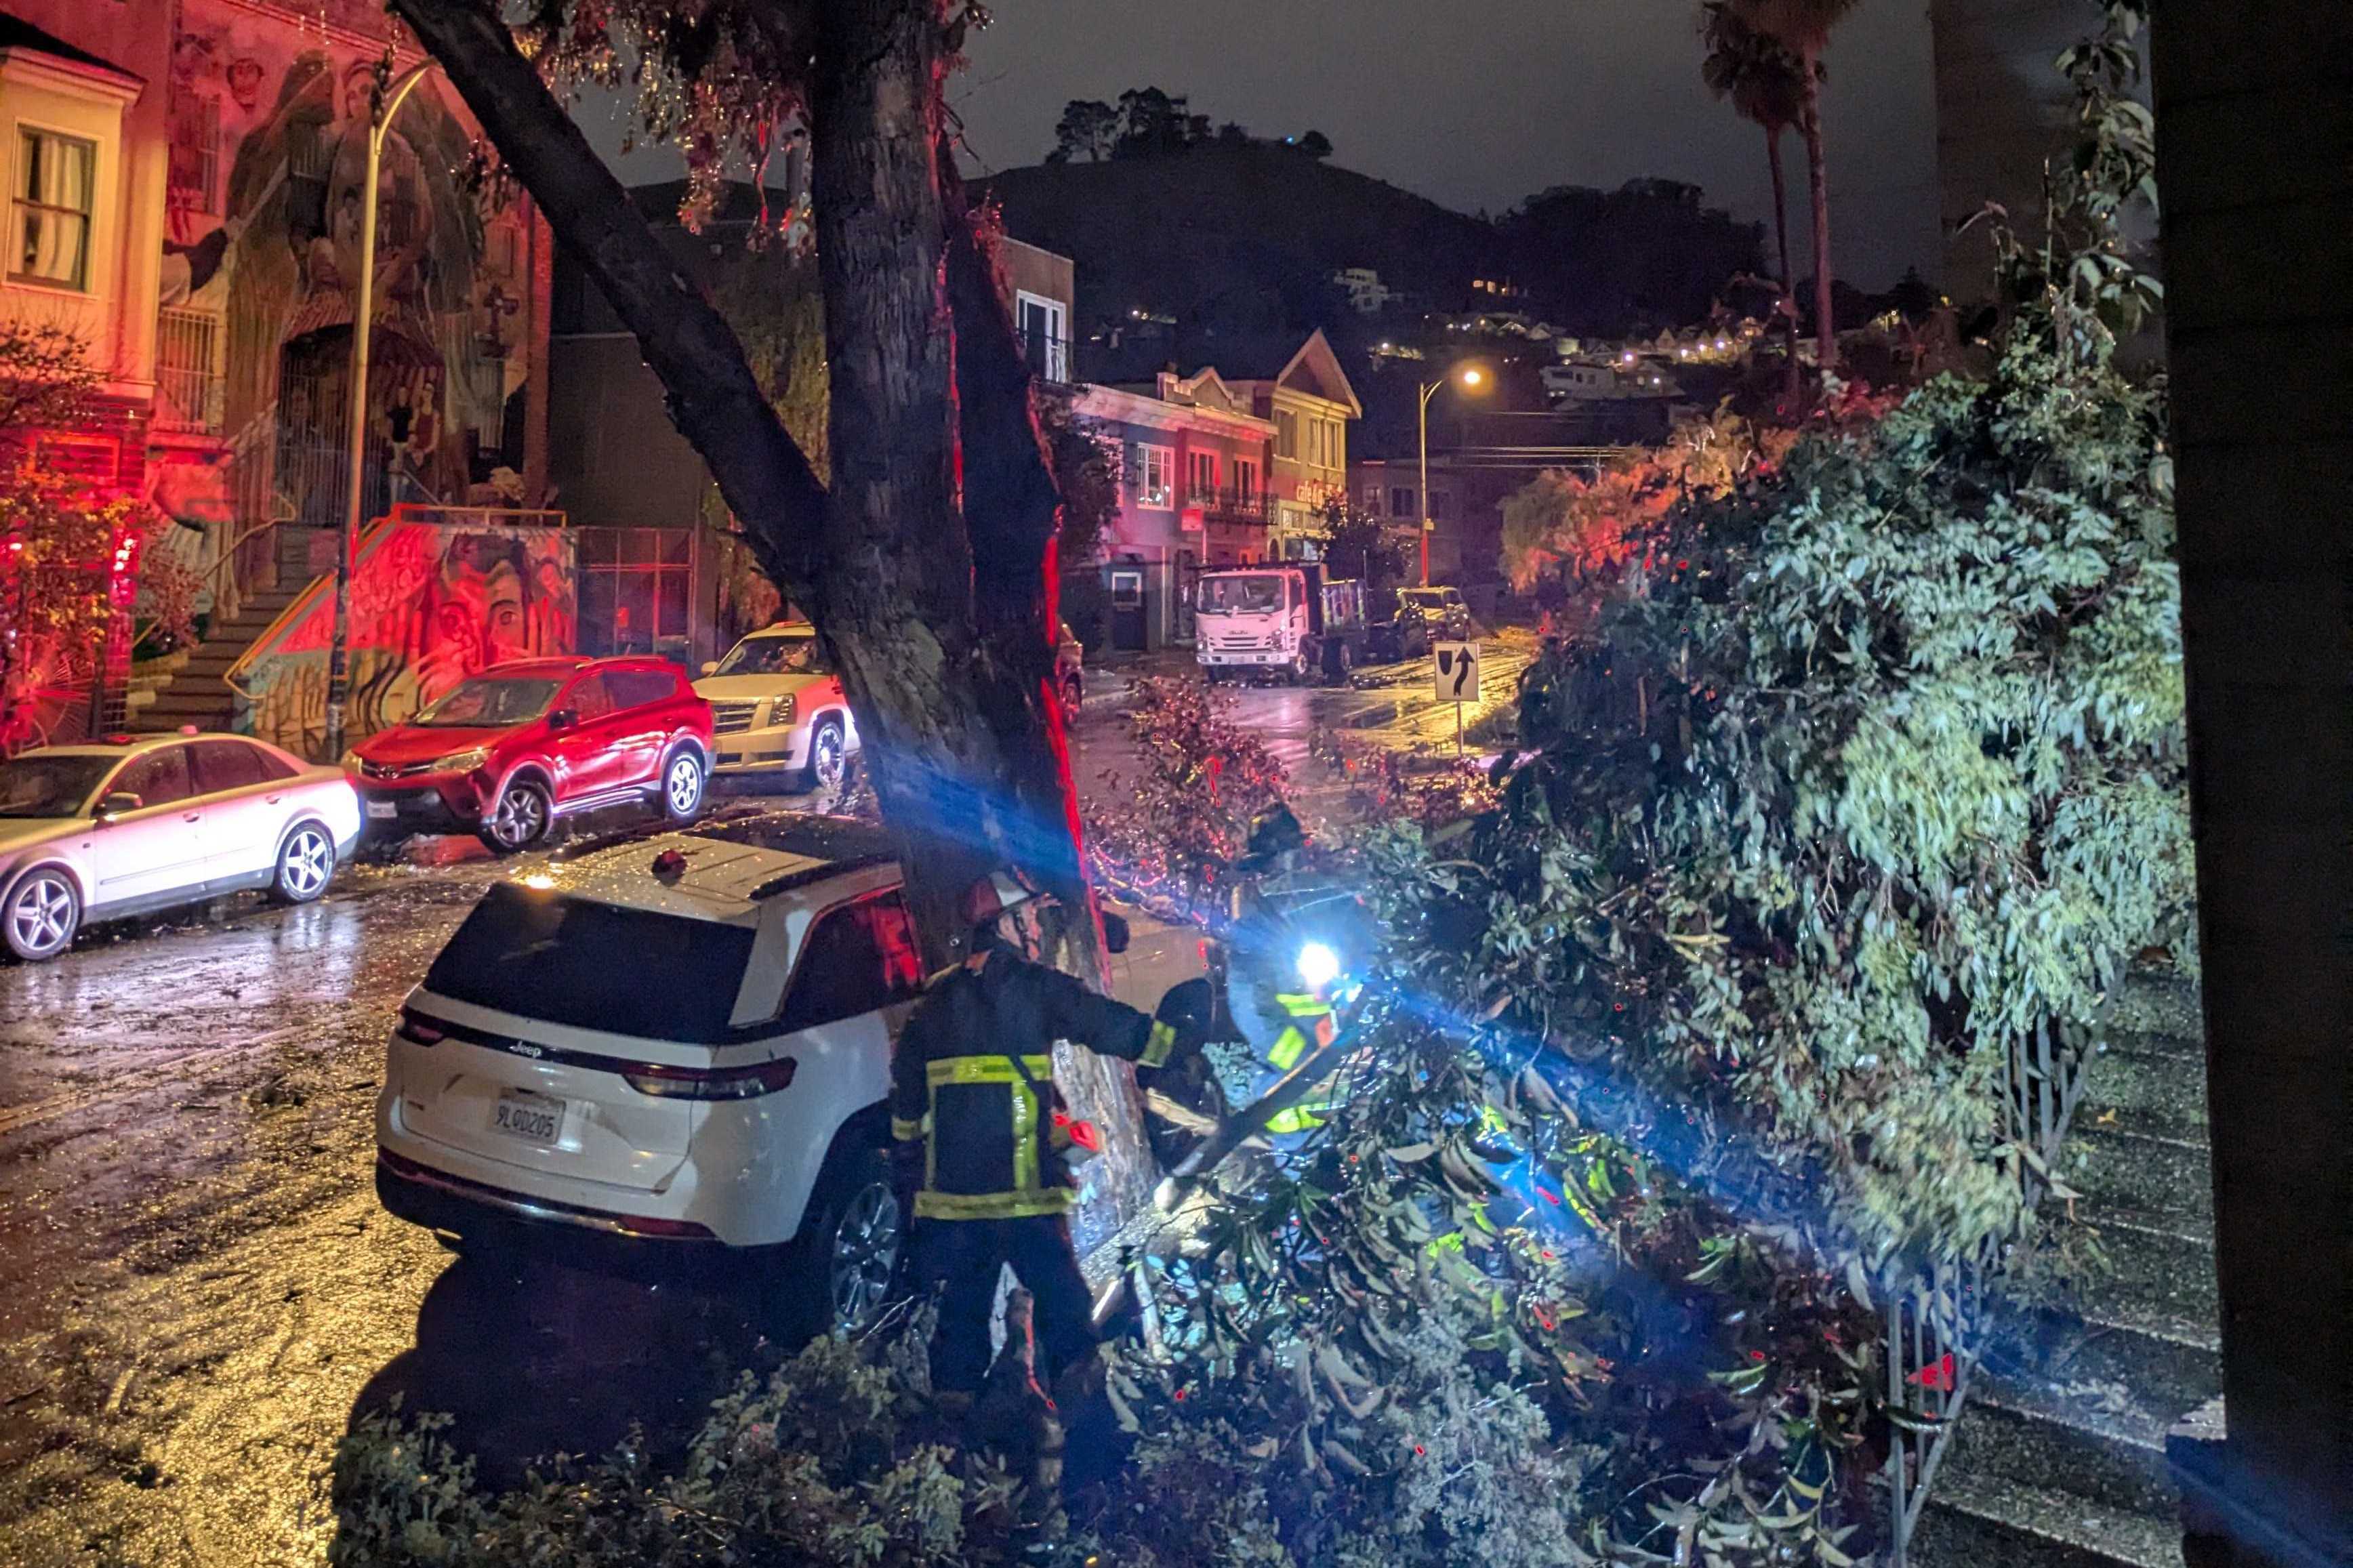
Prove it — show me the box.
[366,798,397,820]
[491,1088,566,1146]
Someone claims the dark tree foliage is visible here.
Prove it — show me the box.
[1498,181,1767,335]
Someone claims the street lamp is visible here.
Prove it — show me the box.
[1417,364,1489,587]
[324,59,436,763]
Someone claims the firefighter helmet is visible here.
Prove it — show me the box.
[959,868,1042,930]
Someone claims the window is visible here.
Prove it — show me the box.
[1364,482,1385,513]
[114,747,195,810]
[168,94,221,216]
[1015,291,1067,382]
[426,884,756,1042]
[189,740,274,795]
[607,669,679,710]
[156,306,223,433]
[566,674,618,722]
[1134,443,1173,508]
[13,129,95,290]
[1110,569,1144,609]
[1429,489,1454,522]
[1235,458,1259,501]
[1389,486,1418,518]
[1275,410,1298,459]
[1187,450,1217,499]
[413,676,561,727]
[778,892,922,1032]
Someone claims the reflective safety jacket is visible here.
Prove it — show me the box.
[1259,991,1339,1134]
[891,949,1176,1220]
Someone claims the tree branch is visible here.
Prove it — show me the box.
[388,0,828,604]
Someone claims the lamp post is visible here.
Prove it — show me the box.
[323,59,435,764]
[1416,364,1488,587]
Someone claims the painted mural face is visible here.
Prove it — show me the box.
[247,523,578,754]
[157,0,535,533]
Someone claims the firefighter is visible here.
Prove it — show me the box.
[1223,806,1360,1141]
[891,869,1208,1403]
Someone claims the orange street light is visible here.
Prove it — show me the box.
[1418,363,1492,586]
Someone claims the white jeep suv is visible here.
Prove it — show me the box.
[695,623,860,793]
[373,814,920,1334]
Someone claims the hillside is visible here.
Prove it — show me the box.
[976,148,1763,381]
[976,147,1490,378]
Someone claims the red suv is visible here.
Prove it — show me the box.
[348,657,714,852]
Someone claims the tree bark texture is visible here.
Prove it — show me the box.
[1763,123,1792,300]
[1799,60,1837,368]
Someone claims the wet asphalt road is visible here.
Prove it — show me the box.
[0,644,1528,1567]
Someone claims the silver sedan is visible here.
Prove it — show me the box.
[0,733,362,963]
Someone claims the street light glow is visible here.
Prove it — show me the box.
[1459,367,1485,388]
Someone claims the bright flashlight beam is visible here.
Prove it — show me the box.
[1296,941,1343,991]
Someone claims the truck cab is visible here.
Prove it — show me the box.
[1194,564,1365,684]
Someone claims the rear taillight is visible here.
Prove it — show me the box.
[621,1056,798,1100]
[396,1008,447,1046]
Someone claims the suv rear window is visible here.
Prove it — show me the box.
[426,884,755,1041]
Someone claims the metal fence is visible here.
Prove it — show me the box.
[1881,1018,2091,1564]
[154,306,224,434]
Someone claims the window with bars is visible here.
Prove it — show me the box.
[168,96,220,216]
[155,307,224,433]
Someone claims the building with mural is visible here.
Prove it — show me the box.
[0,0,556,748]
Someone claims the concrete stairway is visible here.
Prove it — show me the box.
[129,529,316,735]
[1912,975,2215,1568]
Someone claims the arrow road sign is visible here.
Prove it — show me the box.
[1433,640,1481,704]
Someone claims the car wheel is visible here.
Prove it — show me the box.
[2,867,79,963]
[1327,641,1353,684]
[804,718,848,795]
[1287,649,1311,684]
[659,749,706,823]
[793,1141,902,1340]
[269,822,337,905]
[478,779,552,854]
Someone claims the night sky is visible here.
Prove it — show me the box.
[949,0,1941,291]
[579,1,1942,293]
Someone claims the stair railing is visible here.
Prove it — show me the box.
[1882,1017,2093,1565]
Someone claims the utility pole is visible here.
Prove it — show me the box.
[1416,365,1487,587]
[323,58,435,763]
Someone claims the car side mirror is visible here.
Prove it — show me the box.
[95,791,142,820]
[1101,911,1131,955]
[700,661,718,676]
[546,708,576,731]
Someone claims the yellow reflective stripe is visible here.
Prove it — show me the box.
[926,1054,1055,1086]
[1275,993,1330,1017]
[1265,1106,1324,1134]
[1140,1020,1177,1069]
[914,1188,1073,1221]
[1267,1024,1311,1071]
[891,1116,926,1142]
[1010,1076,1040,1193]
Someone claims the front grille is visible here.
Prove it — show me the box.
[361,758,438,781]
[710,701,762,735]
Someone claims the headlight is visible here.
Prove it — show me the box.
[1295,941,1343,992]
[774,693,795,727]
[433,747,490,773]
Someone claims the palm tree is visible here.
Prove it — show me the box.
[1734,0,1860,368]
[1699,3,1807,309]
